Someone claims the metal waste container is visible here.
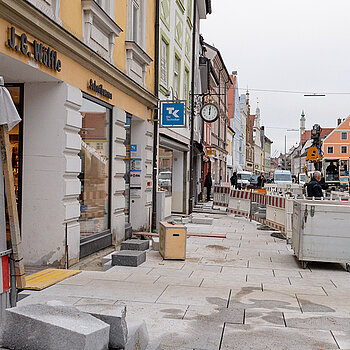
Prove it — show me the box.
[292,199,350,269]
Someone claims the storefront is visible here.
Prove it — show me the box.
[0,6,157,266]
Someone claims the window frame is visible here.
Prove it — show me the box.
[341,132,348,140]
[160,33,170,92]
[327,146,334,154]
[341,145,348,154]
[173,54,181,98]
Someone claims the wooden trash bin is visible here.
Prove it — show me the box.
[159,222,187,260]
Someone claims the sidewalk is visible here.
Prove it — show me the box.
[17,213,350,349]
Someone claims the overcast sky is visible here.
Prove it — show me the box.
[200,0,350,155]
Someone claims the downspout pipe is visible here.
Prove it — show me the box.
[189,0,197,213]
[152,0,160,231]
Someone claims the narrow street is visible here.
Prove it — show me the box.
[17,212,350,350]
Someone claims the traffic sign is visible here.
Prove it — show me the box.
[161,101,186,127]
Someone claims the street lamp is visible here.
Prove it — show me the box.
[285,129,299,169]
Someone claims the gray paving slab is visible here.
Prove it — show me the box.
[284,312,350,332]
[221,324,338,350]
[129,318,223,350]
[156,285,230,306]
[244,310,285,327]
[229,289,301,312]
[262,284,327,296]
[183,304,244,324]
[154,275,204,287]
[38,280,167,303]
[296,294,350,313]
[331,331,350,349]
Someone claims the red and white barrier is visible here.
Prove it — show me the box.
[228,189,251,217]
[213,185,230,208]
[266,195,286,233]
[0,255,10,294]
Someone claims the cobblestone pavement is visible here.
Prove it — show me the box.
[18,214,350,349]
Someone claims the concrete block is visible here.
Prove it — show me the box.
[103,260,112,271]
[1,304,110,350]
[152,237,159,251]
[76,304,128,349]
[102,252,114,264]
[191,217,213,225]
[121,239,149,251]
[124,320,149,350]
[112,250,146,267]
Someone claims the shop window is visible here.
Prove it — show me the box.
[159,147,173,195]
[79,97,111,238]
[124,115,131,223]
[327,146,334,154]
[341,132,348,140]
[342,146,348,154]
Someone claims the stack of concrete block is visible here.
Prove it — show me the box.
[111,239,149,267]
[0,303,160,350]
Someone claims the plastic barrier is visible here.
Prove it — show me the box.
[266,195,286,233]
[227,189,251,217]
[213,185,230,208]
[251,192,267,225]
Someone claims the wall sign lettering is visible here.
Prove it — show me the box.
[88,79,112,99]
[7,26,62,72]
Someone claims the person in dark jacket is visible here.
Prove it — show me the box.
[230,172,237,189]
[257,173,266,189]
[204,172,212,201]
[307,171,323,198]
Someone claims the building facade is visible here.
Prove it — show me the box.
[202,42,232,184]
[0,0,157,266]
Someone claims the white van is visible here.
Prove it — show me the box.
[273,170,292,185]
[237,171,252,188]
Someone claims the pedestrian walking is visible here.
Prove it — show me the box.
[306,170,323,198]
[230,172,237,189]
[257,173,266,189]
[204,172,212,202]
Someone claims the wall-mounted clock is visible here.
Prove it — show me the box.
[200,103,219,123]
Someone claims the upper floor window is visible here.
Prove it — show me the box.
[160,39,169,88]
[26,0,61,24]
[342,146,348,154]
[174,56,181,98]
[341,132,348,140]
[127,0,147,49]
[82,0,122,64]
[327,146,334,154]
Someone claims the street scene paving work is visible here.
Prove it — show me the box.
[17,213,350,350]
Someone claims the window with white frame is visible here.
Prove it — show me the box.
[174,56,180,98]
[82,0,121,63]
[327,146,334,154]
[342,146,348,154]
[341,132,348,140]
[184,69,189,101]
[132,0,140,42]
[160,39,168,87]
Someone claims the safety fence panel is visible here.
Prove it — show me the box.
[228,190,251,217]
[213,186,230,208]
[251,192,267,225]
[266,195,286,233]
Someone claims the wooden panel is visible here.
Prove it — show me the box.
[159,222,186,260]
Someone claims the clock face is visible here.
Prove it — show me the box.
[200,103,219,123]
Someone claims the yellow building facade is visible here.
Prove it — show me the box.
[0,0,157,266]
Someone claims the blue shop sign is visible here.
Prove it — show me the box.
[161,102,186,127]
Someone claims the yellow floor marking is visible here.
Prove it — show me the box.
[24,268,81,290]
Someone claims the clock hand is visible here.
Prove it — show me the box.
[209,106,211,114]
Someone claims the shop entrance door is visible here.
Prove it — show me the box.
[5,84,24,220]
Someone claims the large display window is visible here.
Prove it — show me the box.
[79,95,111,239]
[159,146,173,195]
